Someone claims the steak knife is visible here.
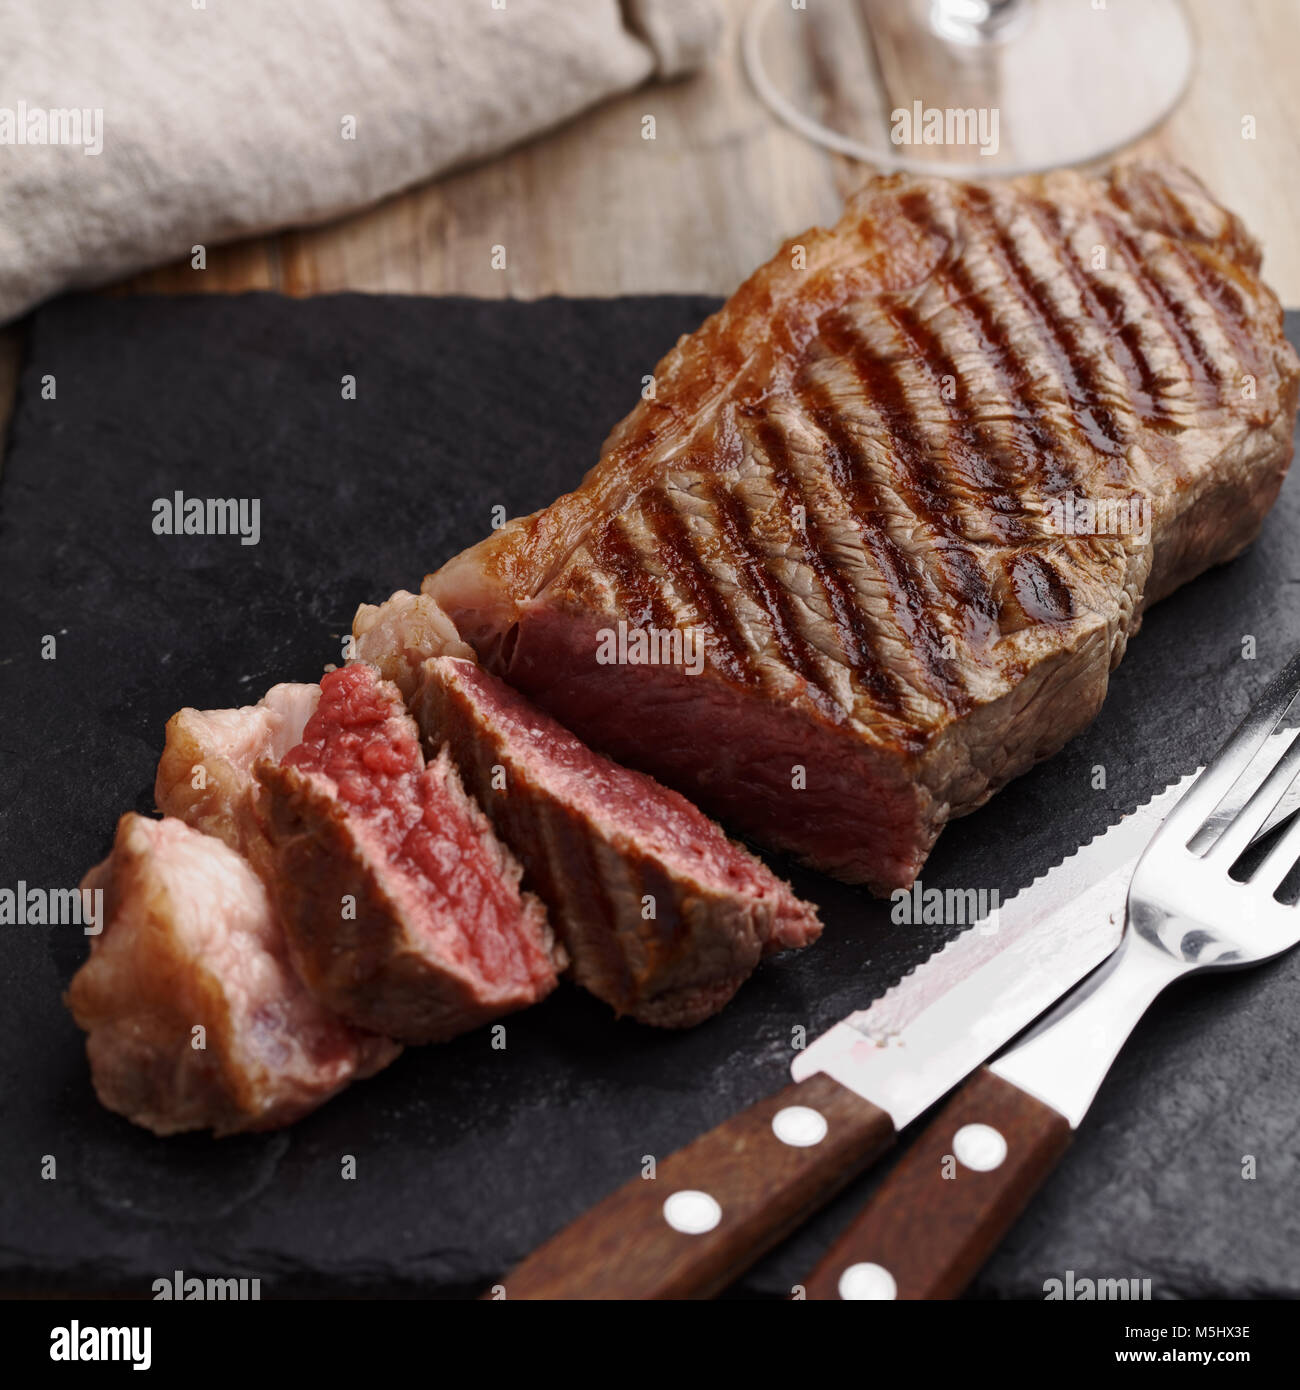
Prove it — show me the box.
[493,741,1297,1300]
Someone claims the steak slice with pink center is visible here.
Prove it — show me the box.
[413,656,822,1028]
[257,664,562,1043]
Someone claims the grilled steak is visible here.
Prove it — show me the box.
[413,656,822,1027]
[65,814,400,1136]
[156,681,320,881]
[424,162,1300,891]
[351,588,476,698]
[257,664,562,1042]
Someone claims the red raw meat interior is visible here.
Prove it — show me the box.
[284,665,542,980]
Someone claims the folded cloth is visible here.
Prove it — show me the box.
[0,0,721,325]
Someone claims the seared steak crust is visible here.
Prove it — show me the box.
[426,162,1300,890]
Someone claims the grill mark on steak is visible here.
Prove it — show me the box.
[816,309,1003,674]
[640,485,752,682]
[871,299,1013,647]
[590,514,677,632]
[799,382,968,710]
[1155,180,1200,241]
[1080,277,1178,425]
[895,190,1078,494]
[885,297,1026,528]
[887,192,1099,636]
[748,411,905,711]
[698,441,843,716]
[962,185,1127,458]
[945,258,1076,490]
[1098,214,1225,389]
[1028,196,1176,427]
[818,308,967,539]
[1171,240,1254,365]
[1007,550,1075,622]
[882,297,1035,607]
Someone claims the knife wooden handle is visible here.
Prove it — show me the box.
[488,1071,894,1300]
[800,1067,1071,1300]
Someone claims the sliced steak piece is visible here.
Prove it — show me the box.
[423,161,1300,892]
[65,814,400,1136]
[413,655,822,1028]
[257,664,561,1043]
[155,682,320,880]
[351,588,476,698]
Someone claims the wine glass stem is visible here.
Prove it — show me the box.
[930,0,1033,46]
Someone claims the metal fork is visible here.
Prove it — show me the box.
[996,647,1300,1128]
[799,649,1300,1300]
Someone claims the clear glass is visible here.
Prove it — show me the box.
[743,0,1195,178]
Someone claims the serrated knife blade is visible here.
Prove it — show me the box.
[792,733,1300,1129]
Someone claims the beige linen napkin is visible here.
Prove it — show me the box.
[0,0,721,323]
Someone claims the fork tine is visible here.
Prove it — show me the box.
[1205,727,1300,868]
[1160,648,1300,848]
[1247,804,1300,895]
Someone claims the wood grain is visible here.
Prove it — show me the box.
[107,0,1300,305]
[801,1067,1071,1301]
[492,1071,893,1300]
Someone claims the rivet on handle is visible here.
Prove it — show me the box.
[838,1262,897,1300]
[952,1122,1008,1172]
[662,1190,722,1234]
[771,1105,828,1147]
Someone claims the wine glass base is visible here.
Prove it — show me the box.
[744,0,1195,178]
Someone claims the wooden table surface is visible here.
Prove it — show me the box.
[3,0,1297,457]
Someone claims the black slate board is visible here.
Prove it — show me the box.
[2,293,1299,1300]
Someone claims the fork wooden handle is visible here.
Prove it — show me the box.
[800,1068,1071,1300]
[487,1071,894,1300]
